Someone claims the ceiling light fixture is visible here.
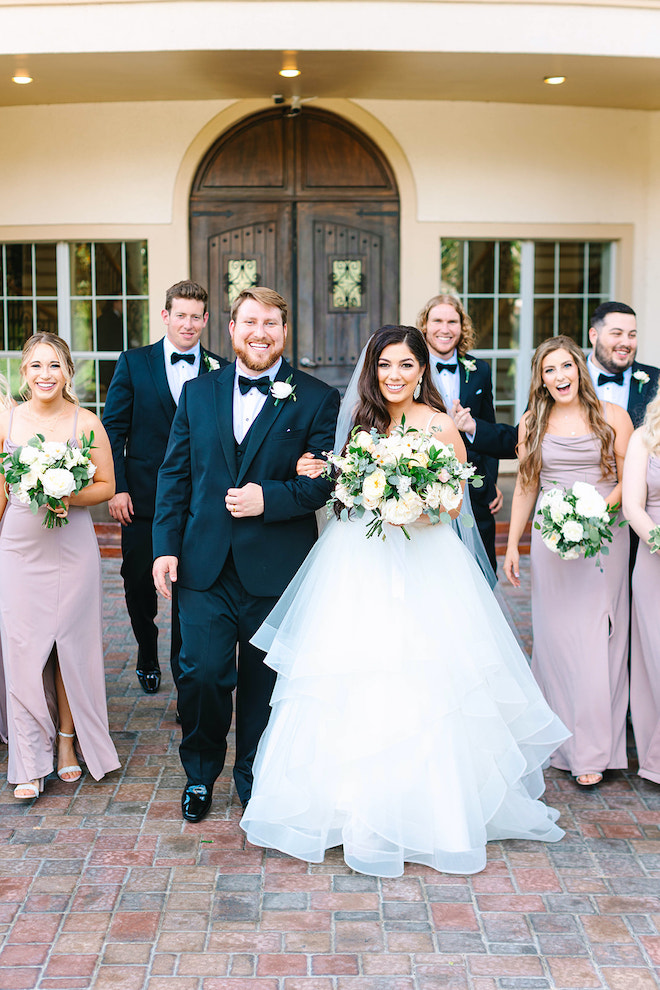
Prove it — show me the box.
[279,52,300,78]
[12,72,33,85]
[544,75,565,85]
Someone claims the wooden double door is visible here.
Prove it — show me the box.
[190,108,400,390]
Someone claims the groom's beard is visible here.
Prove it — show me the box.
[233,339,286,373]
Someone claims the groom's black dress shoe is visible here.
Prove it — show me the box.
[136,666,161,694]
[182,784,212,822]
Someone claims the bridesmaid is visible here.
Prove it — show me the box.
[0,333,120,800]
[504,336,633,786]
[622,386,660,784]
[0,373,12,744]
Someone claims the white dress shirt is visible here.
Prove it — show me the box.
[429,350,460,410]
[587,353,631,411]
[163,336,201,405]
[233,358,282,443]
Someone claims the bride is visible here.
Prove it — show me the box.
[241,325,568,877]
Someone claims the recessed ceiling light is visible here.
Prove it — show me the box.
[12,73,33,85]
[544,75,566,86]
[279,68,300,78]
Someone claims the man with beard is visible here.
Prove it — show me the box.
[587,301,659,426]
[152,287,340,823]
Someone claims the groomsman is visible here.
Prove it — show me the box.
[152,287,340,823]
[456,300,660,459]
[103,280,225,694]
[417,294,502,572]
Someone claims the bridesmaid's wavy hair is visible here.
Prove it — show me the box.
[416,293,476,358]
[19,333,78,404]
[642,384,660,455]
[519,335,614,491]
[352,325,446,437]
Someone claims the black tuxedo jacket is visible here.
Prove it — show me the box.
[152,359,340,597]
[103,339,226,519]
[455,356,498,505]
[469,358,660,461]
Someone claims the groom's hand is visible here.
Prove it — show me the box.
[225,483,264,518]
[153,556,178,599]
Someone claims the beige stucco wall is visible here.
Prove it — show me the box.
[1,95,658,359]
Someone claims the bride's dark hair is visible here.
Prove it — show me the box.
[352,325,446,436]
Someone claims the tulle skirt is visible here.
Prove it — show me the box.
[241,515,568,876]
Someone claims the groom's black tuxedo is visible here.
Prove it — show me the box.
[153,358,340,802]
[103,339,226,675]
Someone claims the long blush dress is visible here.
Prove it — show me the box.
[531,433,629,777]
[630,453,660,784]
[0,409,119,784]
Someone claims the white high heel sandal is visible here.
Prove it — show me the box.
[57,730,82,782]
[13,778,44,800]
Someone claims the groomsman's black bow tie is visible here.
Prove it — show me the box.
[597,371,624,387]
[238,375,271,395]
[171,352,195,365]
[437,362,457,374]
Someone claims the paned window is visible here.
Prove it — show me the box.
[0,240,148,416]
[440,239,614,423]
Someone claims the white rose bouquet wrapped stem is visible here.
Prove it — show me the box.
[534,480,623,568]
[324,419,483,540]
[0,431,97,528]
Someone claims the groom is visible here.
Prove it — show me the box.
[152,286,339,822]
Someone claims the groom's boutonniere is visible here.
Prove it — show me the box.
[271,375,297,406]
[633,370,650,393]
[460,357,477,382]
[202,353,221,372]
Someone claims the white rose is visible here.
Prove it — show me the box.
[543,532,560,553]
[561,520,584,543]
[574,489,607,519]
[334,482,355,508]
[13,486,32,505]
[86,461,97,480]
[270,381,294,401]
[424,482,443,509]
[362,468,387,509]
[540,488,563,510]
[19,465,40,491]
[41,468,77,499]
[436,483,462,512]
[550,499,572,524]
[381,490,424,526]
[407,451,429,468]
[353,431,375,453]
[42,441,69,464]
[19,445,40,466]
[64,446,86,467]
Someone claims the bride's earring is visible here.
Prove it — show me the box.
[414,378,423,400]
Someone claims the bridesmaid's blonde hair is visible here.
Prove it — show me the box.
[519,335,615,491]
[19,333,78,404]
[642,384,660,455]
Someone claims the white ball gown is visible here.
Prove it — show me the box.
[241,513,569,877]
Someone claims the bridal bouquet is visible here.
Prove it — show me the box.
[647,525,660,554]
[534,481,619,567]
[325,420,482,539]
[0,432,96,528]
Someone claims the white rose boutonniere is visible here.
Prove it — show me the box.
[633,369,650,393]
[460,357,477,382]
[271,374,297,406]
[202,353,221,372]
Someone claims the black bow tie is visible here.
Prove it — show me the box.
[171,352,195,365]
[437,362,457,375]
[238,375,271,396]
[597,371,624,387]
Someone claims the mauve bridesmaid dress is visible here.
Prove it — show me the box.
[630,453,660,784]
[530,433,629,777]
[0,409,119,784]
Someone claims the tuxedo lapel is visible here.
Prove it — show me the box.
[458,359,472,406]
[627,362,646,426]
[147,339,177,421]
[236,361,291,486]
[214,363,238,480]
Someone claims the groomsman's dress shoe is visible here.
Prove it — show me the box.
[136,665,161,694]
[182,784,212,822]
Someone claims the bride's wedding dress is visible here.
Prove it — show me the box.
[241,513,568,877]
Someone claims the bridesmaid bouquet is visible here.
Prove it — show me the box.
[325,419,482,539]
[647,526,660,554]
[0,432,96,528]
[535,481,618,566]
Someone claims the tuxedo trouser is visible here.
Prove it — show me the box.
[121,515,182,677]
[177,554,278,804]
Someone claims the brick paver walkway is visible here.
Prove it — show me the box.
[1,558,659,989]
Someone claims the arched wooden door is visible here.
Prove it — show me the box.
[190,108,400,389]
